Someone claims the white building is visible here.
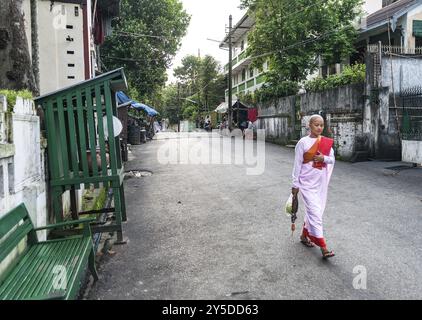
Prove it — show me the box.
[22,0,119,95]
[219,13,269,104]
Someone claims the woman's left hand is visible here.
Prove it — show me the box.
[313,154,324,162]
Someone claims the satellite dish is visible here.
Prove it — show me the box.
[103,116,123,139]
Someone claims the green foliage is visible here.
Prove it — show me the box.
[242,0,363,86]
[254,80,299,103]
[182,104,199,121]
[102,0,190,101]
[238,91,257,106]
[153,84,181,124]
[304,63,366,92]
[171,54,226,120]
[0,89,33,111]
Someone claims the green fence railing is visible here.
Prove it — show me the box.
[34,68,128,243]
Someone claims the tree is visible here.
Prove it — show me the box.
[240,0,363,86]
[102,0,190,101]
[173,54,226,115]
[174,55,202,96]
[0,0,37,93]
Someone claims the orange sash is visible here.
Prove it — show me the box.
[303,136,334,170]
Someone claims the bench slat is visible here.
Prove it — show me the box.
[0,236,58,298]
[31,237,87,299]
[15,238,74,300]
[0,237,90,300]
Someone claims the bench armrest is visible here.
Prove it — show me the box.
[34,218,96,231]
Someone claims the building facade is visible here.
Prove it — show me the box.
[220,13,269,104]
[22,0,119,95]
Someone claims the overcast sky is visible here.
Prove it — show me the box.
[166,0,246,84]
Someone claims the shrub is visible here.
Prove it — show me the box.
[0,89,33,111]
[304,63,365,93]
[255,80,299,103]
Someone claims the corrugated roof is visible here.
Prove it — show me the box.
[366,0,419,28]
[220,13,255,48]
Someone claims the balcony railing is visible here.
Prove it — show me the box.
[224,49,249,72]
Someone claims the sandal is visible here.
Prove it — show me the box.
[300,236,315,248]
[321,250,335,259]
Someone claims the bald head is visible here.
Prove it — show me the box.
[309,114,324,125]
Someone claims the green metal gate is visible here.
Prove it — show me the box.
[34,68,128,242]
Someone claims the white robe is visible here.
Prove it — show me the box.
[292,136,335,241]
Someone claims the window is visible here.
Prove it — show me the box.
[242,69,246,82]
[241,40,245,51]
[249,68,254,78]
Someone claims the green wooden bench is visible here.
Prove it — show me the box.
[0,204,98,300]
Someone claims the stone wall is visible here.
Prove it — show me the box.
[301,83,366,161]
[256,95,297,145]
[257,83,366,161]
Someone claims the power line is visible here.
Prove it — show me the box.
[112,31,170,40]
[245,24,356,62]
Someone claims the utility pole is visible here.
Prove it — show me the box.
[177,82,181,132]
[228,15,233,131]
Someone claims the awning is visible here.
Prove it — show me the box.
[116,91,159,117]
[131,102,159,117]
[214,100,252,113]
[215,102,228,113]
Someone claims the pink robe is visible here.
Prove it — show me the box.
[292,136,335,247]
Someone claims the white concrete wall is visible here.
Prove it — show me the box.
[0,95,47,278]
[381,55,422,91]
[0,96,47,231]
[402,140,422,163]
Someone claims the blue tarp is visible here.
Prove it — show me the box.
[116,91,159,117]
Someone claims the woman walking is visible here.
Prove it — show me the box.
[291,115,335,259]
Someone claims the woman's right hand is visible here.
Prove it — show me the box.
[292,188,299,196]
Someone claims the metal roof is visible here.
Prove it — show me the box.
[364,0,420,30]
[220,13,255,48]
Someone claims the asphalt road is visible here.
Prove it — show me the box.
[88,132,422,300]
